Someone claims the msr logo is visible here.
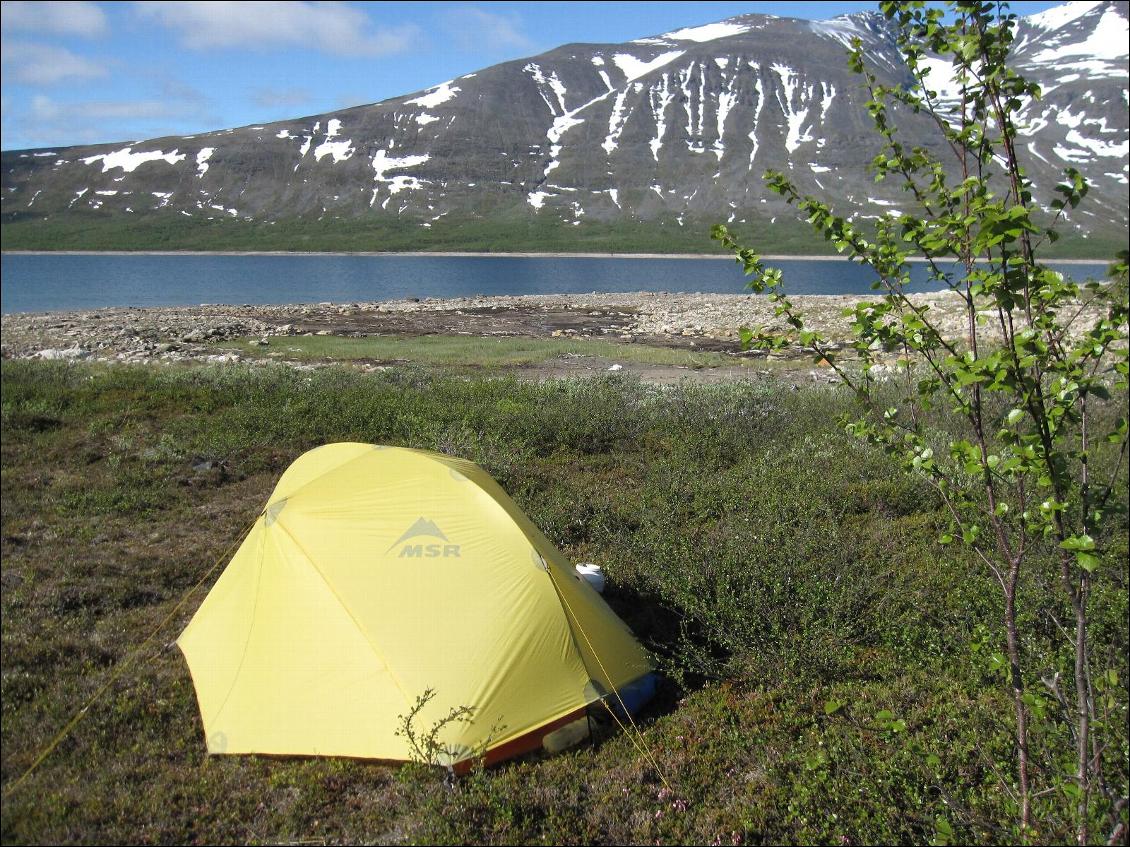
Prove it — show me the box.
[388,517,462,559]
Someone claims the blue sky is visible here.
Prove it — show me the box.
[1,0,1065,152]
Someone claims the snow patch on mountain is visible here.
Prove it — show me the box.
[196,147,215,178]
[771,65,813,154]
[813,16,873,50]
[714,67,740,161]
[1034,13,1128,64]
[545,87,613,175]
[916,56,964,106]
[613,51,686,83]
[661,22,751,42]
[649,73,677,161]
[1064,131,1128,158]
[372,150,429,182]
[748,66,764,169]
[679,63,706,153]
[313,119,354,163]
[1054,144,1092,163]
[524,63,572,115]
[407,80,460,109]
[603,86,635,154]
[82,147,186,173]
[1027,0,1103,31]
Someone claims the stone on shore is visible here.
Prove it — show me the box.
[2,289,1105,374]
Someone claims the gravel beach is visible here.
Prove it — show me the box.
[0,291,949,354]
[0,289,1106,381]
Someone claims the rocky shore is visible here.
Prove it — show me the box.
[0,289,1100,377]
[1,291,933,355]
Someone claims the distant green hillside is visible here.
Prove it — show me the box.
[1,213,1123,259]
[0,213,741,255]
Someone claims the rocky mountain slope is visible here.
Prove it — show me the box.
[2,1,1126,253]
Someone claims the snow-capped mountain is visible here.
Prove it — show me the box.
[2,1,1126,252]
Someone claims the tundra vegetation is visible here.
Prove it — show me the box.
[1,193,1121,260]
[0,214,748,257]
[713,1,1129,842]
[1,361,1126,845]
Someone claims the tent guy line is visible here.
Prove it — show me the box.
[1,517,258,797]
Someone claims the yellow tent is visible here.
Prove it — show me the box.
[178,443,653,767]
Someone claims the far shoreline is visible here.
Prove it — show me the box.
[0,250,1114,264]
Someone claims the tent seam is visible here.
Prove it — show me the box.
[267,444,377,508]
[271,514,417,716]
[204,521,269,730]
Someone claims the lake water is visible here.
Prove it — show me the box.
[0,253,1108,314]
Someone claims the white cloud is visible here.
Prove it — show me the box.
[0,41,107,84]
[250,86,314,109]
[134,1,421,57]
[31,94,185,122]
[0,1,107,38]
[157,76,210,107]
[8,92,219,150]
[440,7,535,55]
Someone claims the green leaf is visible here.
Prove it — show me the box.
[824,699,844,716]
[1061,534,1095,551]
[1075,552,1101,572]
[933,816,954,846]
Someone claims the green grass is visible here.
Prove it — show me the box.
[0,212,740,255]
[4,211,1123,259]
[1,361,1126,845]
[223,334,754,370]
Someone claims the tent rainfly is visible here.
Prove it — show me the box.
[178,443,655,767]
